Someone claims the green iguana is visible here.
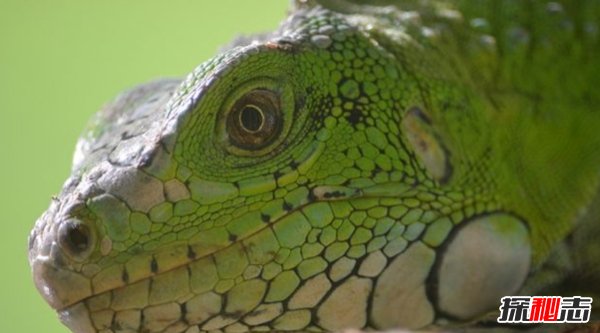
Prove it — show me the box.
[28,1,600,332]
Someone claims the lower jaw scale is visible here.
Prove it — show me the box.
[59,302,96,333]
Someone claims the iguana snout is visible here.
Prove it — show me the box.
[29,195,93,311]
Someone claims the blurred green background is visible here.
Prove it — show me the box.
[0,1,287,331]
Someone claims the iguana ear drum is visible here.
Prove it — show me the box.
[401,107,452,184]
[433,213,531,320]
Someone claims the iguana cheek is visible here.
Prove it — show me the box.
[435,213,531,320]
[371,241,436,329]
[368,213,530,330]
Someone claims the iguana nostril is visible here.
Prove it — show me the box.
[58,219,92,260]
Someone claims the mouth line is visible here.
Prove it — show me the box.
[52,183,414,311]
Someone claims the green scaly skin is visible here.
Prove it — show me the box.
[28,1,600,332]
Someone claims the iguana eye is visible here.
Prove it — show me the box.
[226,89,282,150]
[239,105,264,132]
[58,219,93,261]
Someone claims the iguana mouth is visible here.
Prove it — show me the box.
[31,178,417,310]
[58,301,97,333]
[31,256,92,311]
[29,218,94,312]
[32,182,416,333]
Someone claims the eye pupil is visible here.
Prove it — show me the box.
[226,89,282,151]
[239,105,264,132]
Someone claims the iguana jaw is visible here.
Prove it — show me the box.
[58,302,96,333]
[32,202,533,333]
[29,187,414,333]
[28,179,400,310]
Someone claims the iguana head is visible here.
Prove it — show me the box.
[29,5,531,333]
